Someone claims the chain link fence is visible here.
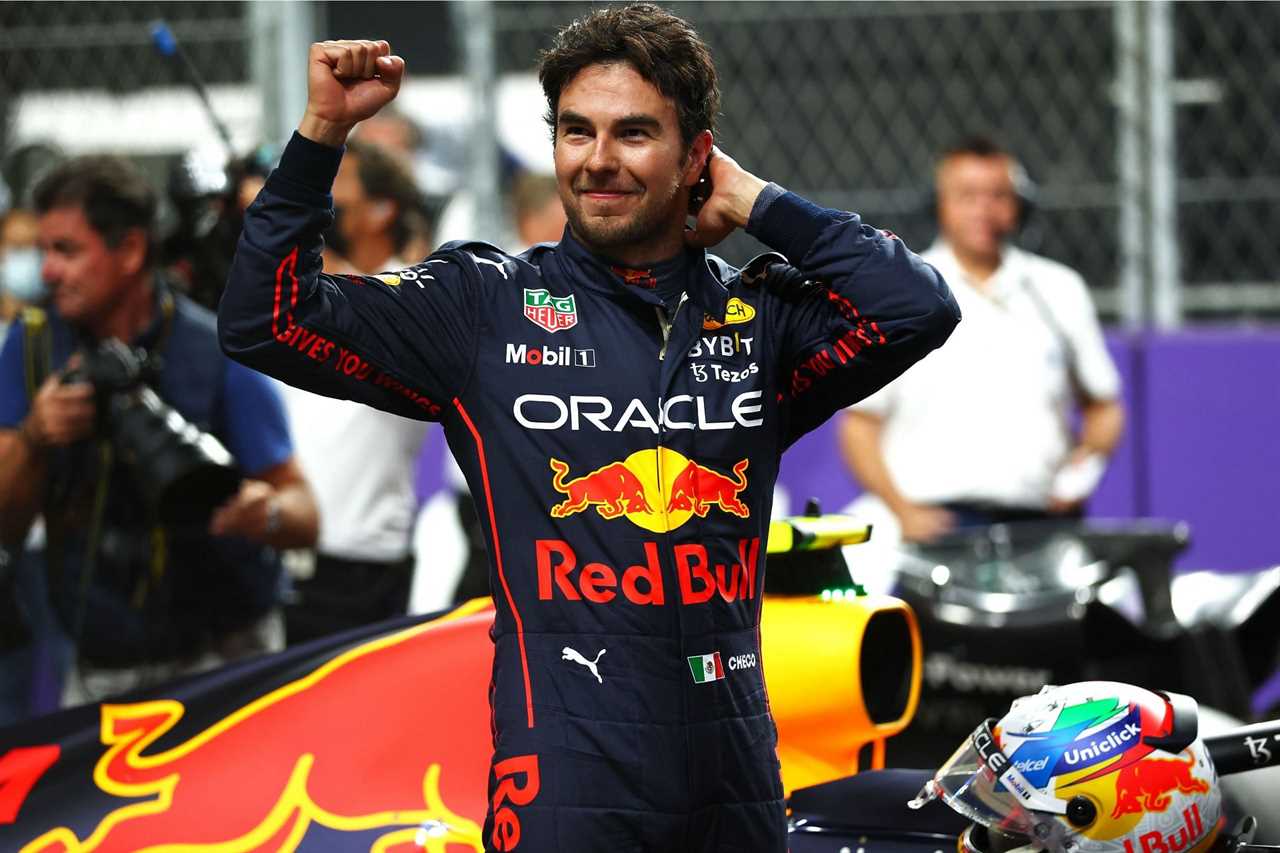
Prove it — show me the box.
[0,2,254,184]
[1,1,1277,323]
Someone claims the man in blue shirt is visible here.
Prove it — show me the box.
[0,154,318,711]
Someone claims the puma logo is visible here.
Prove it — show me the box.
[561,646,606,683]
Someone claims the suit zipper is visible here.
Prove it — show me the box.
[655,293,689,361]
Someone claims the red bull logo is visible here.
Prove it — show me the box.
[666,458,750,518]
[536,538,760,606]
[548,449,749,532]
[1111,752,1209,818]
[610,265,657,289]
[490,754,540,852]
[1121,804,1209,853]
[549,459,654,520]
[17,600,496,853]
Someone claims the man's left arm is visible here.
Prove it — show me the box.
[208,360,319,548]
[1077,398,1125,458]
[688,149,961,443]
[1048,272,1126,510]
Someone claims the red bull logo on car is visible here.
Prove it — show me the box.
[548,449,749,532]
[14,601,494,853]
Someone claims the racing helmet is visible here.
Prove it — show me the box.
[910,681,1223,853]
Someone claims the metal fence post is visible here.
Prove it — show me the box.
[453,0,502,247]
[1146,0,1181,329]
[250,1,317,150]
[1114,0,1147,330]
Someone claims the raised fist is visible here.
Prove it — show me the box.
[299,40,405,146]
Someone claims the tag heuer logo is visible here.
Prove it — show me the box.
[524,288,578,333]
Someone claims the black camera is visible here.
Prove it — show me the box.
[62,339,242,526]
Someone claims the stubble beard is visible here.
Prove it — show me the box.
[566,173,684,257]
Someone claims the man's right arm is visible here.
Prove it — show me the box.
[219,42,478,421]
[0,430,44,548]
[0,328,95,547]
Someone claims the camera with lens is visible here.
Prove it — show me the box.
[62,339,242,526]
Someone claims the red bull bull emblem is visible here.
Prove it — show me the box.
[1111,752,1209,818]
[18,600,494,853]
[610,265,658,289]
[548,449,749,533]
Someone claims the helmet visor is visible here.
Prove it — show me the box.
[911,719,1068,847]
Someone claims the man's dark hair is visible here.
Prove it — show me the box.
[936,135,1033,199]
[939,135,1011,163]
[33,154,157,264]
[538,2,720,147]
[345,138,428,255]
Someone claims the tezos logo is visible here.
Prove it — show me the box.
[523,288,577,333]
[506,343,595,368]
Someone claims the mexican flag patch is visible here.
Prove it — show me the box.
[688,652,725,684]
[524,288,578,333]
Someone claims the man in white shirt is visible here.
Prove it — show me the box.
[840,137,1124,543]
[280,139,432,643]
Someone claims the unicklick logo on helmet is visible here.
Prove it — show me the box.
[523,288,577,333]
[703,297,756,330]
[1005,699,1147,790]
[548,449,748,533]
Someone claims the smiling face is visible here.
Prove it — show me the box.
[554,62,710,266]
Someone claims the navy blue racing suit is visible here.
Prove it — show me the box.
[219,133,959,852]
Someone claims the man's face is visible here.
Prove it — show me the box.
[554,62,704,262]
[935,153,1022,260]
[38,206,140,326]
[329,153,368,249]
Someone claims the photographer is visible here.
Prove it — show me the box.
[0,155,318,707]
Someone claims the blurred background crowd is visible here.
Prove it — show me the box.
[1,1,1277,729]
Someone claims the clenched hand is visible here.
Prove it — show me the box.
[298,39,406,147]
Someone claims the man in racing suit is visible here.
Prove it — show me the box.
[219,7,959,852]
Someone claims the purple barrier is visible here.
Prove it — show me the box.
[1142,330,1280,571]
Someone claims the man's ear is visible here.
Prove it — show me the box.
[117,228,149,277]
[682,130,714,187]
